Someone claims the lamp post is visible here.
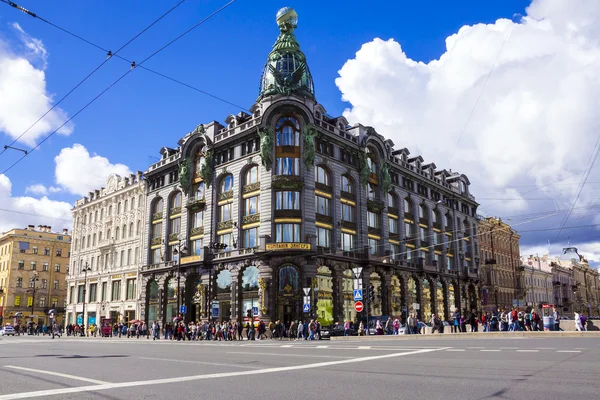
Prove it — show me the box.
[206,242,228,321]
[172,240,188,317]
[81,263,92,331]
[29,271,39,323]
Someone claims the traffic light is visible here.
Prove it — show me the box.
[369,285,375,303]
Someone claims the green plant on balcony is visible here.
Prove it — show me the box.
[151,237,162,246]
[152,212,163,222]
[242,213,260,225]
[272,175,304,190]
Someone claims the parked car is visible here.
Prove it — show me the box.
[320,324,357,339]
[0,325,16,336]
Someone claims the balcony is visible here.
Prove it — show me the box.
[150,237,162,246]
[217,220,234,231]
[190,226,204,237]
[152,212,163,222]
[316,214,333,225]
[340,190,354,200]
[315,182,333,193]
[218,190,233,201]
[168,233,180,243]
[368,227,381,236]
[340,220,357,231]
[243,182,260,194]
[186,197,206,212]
[388,206,399,216]
[170,206,182,216]
[272,175,304,190]
[367,198,385,213]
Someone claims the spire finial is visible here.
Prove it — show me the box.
[276,7,298,34]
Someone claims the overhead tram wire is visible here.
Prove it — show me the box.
[1,0,237,175]
[0,0,188,155]
[0,0,249,115]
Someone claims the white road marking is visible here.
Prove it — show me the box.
[480,350,501,352]
[280,345,293,348]
[138,357,261,369]
[357,346,371,349]
[557,350,581,353]
[467,347,485,349]
[445,349,465,352]
[227,351,354,359]
[500,347,518,349]
[535,348,556,350]
[516,350,539,352]
[0,348,449,399]
[4,365,109,385]
[316,345,329,348]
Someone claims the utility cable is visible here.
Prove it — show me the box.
[0,0,187,155]
[1,0,237,175]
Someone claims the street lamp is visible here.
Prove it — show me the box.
[81,263,92,331]
[29,272,39,323]
[205,242,227,321]
[172,241,188,316]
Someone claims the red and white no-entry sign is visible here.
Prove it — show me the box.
[354,301,364,312]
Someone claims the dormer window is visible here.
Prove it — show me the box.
[459,181,467,194]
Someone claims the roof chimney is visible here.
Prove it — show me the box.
[46,226,52,232]
[62,228,69,235]
[37,225,43,231]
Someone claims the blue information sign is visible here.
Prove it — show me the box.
[353,289,363,301]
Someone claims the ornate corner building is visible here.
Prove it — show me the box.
[478,217,521,311]
[66,173,146,326]
[140,8,481,327]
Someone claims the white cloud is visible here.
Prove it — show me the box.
[0,174,72,233]
[335,0,600,233]
[54,144,132,196]
[0,23,73,146]
[24,184,62,196]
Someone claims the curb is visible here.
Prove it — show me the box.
[330,331,600,340]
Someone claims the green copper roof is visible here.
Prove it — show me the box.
[258,7,315,101]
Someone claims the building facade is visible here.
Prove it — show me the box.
[0,225,70,325]
[140,8,481,327]
[478,217,521,311]
[519,255,553,314]
[66,173,146,326]
[571,257,600,316]
[550,258,574,316]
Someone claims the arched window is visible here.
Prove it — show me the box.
[193,182,205,200]
[170,192,182,212]
[245,165,259,185]
[419,204,428,220]
[315,165,330,185]
[138,195,143,210]
[445,213,452,230]
[124,200,128,212]
[278,265,299,292]
[108,205,112,216]
[432,210,439,226]
[404,198,413,217]
[220,174,234,193]
[341,175,354,194]
[387,192,397,208]
[275,116,301,176]
[99,231,103,242]
[122,224,127,240]
[117,202,122,214]
[136,220,141,236]
[152,198,163,217]
[107,229,111,240]
[366,147,378,176]
[94,211,98,222]
[194,153,205,178]
[115,227,120,241]
[129,223,134,237]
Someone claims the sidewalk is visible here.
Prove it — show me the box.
[330,331,600,340]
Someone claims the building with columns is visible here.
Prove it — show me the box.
[140,7,481,327]
[519,255,553,314]
[478,217,521,311]
[66,173,146,326]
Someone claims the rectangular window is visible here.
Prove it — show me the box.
[341,233,355,252]
[275,223,301,243]
[54,264,60,272]
[69,286,74,304]
[41,279,47,289]
[369,238,379,255]
[31,262,37,270]
[126,279,136,300]
[315,196,331,216]
[420,227,427,241]
[150,248,161,264]
[151,223,162,239]
[111,280,121,301]
[218,233,232,249]
[275,157,300,175]
[191,211,204,228]
[53,280,59,290]
[32,246,38,254]
[18,260,24,269]
[127,249,132,265]
[19,241,29,253]
[219,203,232,222]
[243,227,259,248]
[89,283,97,302]
[101,282,107,301]
[56,248,62,257]
[342,204,355,222]
[16,277,22,288]
[42,263,48,271]
[170,217,181,235]
[39,297,46,308]
[388,218,398,233]
[244,196,260,215]
[77,285,84,303]
[367,211,379,228]
[316,227,331,248]
[44,247,50,256]
[191,239,203,255]
[29,279,35,288]
[275,191,300,210]
[120,250,125,267]
[405,222,414,237]
[390,243,400,259]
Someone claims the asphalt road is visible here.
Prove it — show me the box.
[0,335,598,400]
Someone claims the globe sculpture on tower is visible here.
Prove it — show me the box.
[258,7,315,100]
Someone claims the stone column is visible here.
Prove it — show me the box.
[442,278,450,321]
[258,260,273,323]
[381,270,393,316]
[230,268,239,322]
[361,267,372,319]
[415,275,423,320]
[429,277,437,318]
[332,266,344,324]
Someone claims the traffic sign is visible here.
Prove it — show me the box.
[180,305,187,314]
[412,302,420,310]
[303,304,311,313]
[354,301,364,312]
[353,289,363,301]
[303,288,311,296]
[252,306,259,316]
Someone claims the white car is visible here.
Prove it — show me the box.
[0,325,16,336]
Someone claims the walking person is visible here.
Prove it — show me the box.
[553,308,561,331]
[574,312,584,331]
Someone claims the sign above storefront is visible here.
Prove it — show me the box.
[265,243,311,251]
[181,255,202,265]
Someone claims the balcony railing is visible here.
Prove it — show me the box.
[315,182,333,193]
[170,206,182,216]
[218,190,233,201]
[367,198,385,213]
[217,220,234,231]
[150,237,162,246]
[388,206,399,216]
[190,226,204,237]
[243,182,260,194]
[242,213,260,225]
[186,197,206,212]
[152,212,163,222]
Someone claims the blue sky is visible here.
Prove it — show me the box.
[2,0,600,263]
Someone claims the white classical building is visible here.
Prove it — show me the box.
[66,173,146,326]
[520,255,553,313]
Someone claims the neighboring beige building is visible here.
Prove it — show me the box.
[478,217,521,311]
[0,225,71,325]
[520,255,553,314]
[550,259,574,316]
